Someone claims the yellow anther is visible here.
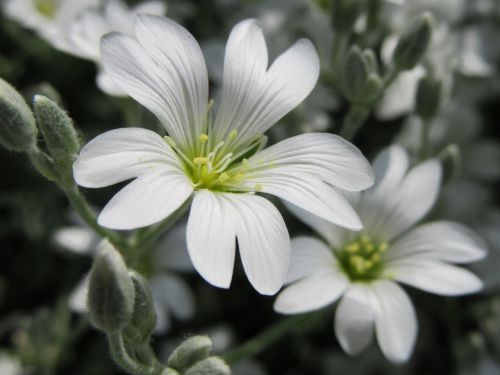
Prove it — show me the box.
[364,260,374,269]
[218,172,230,183]
[232,173,243,182]
[164,136,176,148]
[193,157,209,165]
[345,243,360,253]
[198,133,209,143]
[228,130,238,140]
[360,235,370,244]
[378,242,388,252]
[242,158,250,170]
[254,183,263,192]
[365,243,375,253]
[371,253,381,263]
[208,99,215,109]
[384,271,396,279]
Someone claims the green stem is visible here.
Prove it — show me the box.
[62,185,128,253]
[382,67,400,89]
[418,117,432,161]
[331,33,349,83]
[108,333,163,375]
[222,314,315,365]
[340,105,371,141]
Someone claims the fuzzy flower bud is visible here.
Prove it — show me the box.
[342,46,383,104]
[0,78,37,152]
[416,75,442,120]
[393,13,433,70]
[33,95,80,184]
[87,240,135,333]
[168,336,214,372]
[121,272,157,346]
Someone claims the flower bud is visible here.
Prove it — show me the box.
[33,95,80,184]
[416,75,442,120]
[88,240,135,333]
[185,357,230,375]
[342,46,383,104]
[393,13,433,70]
[167,336,213,372]
[0,78,37,152]
[121,272,157,346]
[331,0,364,34]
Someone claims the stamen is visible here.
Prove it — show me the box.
[218,172,230,183]
[198,133,209,143]
[254,183,263,192]
[228,130,238,140]
[214,153,233,173]
[193,157,209,165]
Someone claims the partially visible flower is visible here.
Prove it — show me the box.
[274,145,486,363]
[64,0,166,95]
[54,218,195,334]
[0,353,23,375]
[73,16,374,295]
[3,0,99,48]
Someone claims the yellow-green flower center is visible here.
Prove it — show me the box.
[337,235,388,282]
[34,0,57,18]
[165,130,264,192]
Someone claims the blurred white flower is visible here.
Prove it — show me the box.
[274,145,486,363]
[3,0,99,48]
[0,353,23,375]
[54,221,195,333]
[73,16,374,295]
[64,0,166,95]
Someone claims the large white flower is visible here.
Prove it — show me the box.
[64,0,166,95]
[274,145,486,362]
[73,15,374,295]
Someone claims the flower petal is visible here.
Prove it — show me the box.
[226,193,291,295]
[386,260,483,296]
[215,19,320,147]
[285,236,337,284]
[245,133,373,192]
[386,221,487,264]
[134,15,209,142]
[274,272,348,314]
[74,128,181,188]
[369,280,417,363]
[334,284,374,356]
[186,190,236,289]
[101,16,207,148]
[283,203,350,249]
[213,19,268,142]
[98,170,193,229]
[362,159,442,241]
[53,226,99,255]
[252,174,362,230]
[369,145,409,195]
[69,275,90,314]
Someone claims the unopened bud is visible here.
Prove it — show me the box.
[331,0,364,34]
[122,272,156,346]
[185,357,230,375]
[88,240,135,333]
[33,95,80,184]
[342,46,383,104]
[0,78,37,152]
[416,75,442,120]
[393,13,433,70]
[168,336,212,372]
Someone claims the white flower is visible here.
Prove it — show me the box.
[54,219,195,333]
[274,145,486,363]
[3,0,99,48]
[64,0,166,95]
[73,16,374,295]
